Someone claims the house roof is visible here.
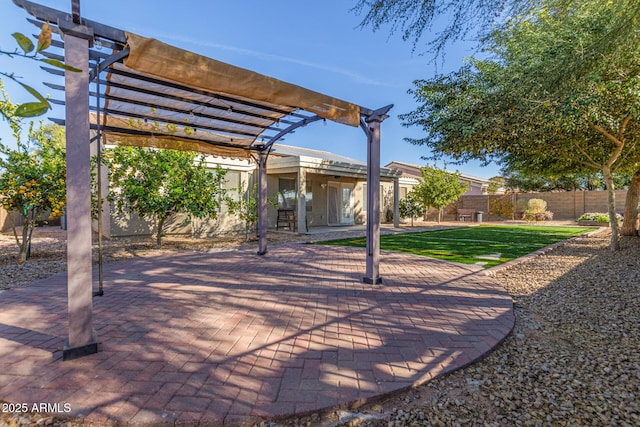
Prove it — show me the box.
[384,161,489,185]
[270,144,400,179]
[271,144,366,165]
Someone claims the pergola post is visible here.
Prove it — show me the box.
[60,20,98,360]
[364,117,383,284]
[297,168,307,233]
[393,177,400,228]
[257,149,269,255]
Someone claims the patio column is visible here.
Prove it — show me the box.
[297,168,307,233]
[393,177,400,228]
[364,117,382,284]
[60,21,98,360]
[257,149,268,255]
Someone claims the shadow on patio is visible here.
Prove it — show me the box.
[0,243,514,426]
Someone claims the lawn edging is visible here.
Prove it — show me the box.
[481,227,608,276]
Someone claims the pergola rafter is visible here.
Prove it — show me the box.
[13,0,392,360]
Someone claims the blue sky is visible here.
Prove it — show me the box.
[1,0,499,179]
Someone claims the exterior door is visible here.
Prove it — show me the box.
[327,182,354,225]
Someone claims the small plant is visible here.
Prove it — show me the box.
[383,208,393,223]
[577,212,622,223]
[523,198,553,222]
[489,196,514,219]
[226,184,279,241]
[513,199,528,219]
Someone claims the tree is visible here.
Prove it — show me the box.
[398,190,425,226]
[399,1,640,249]
[352,0,528,58]
[225,183,280,242]
[503,171,631,193]
[486,177,505,195]
[621,171,640,236]
[353,0,640,63]
[2,22,79,118]
[104,146,228,248]
[0,96,66,263]
[412,165,468,222]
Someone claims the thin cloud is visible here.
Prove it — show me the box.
[144,31,399,88]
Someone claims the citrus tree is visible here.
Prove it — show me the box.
[104,146,228,248]
[398,190,424,227]
[0,115,66,263]
[2,22,79,118]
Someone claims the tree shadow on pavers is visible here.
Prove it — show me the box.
[310,233,640,426]
[0,324,64,354]
[247,306,515,423]
[0,242,514,426]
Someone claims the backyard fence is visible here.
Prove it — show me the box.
[454,190,629,221]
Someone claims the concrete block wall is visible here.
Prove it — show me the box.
[454,190,629,221]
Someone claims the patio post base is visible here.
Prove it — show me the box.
[363,276,383,285]
[63,334,98,361]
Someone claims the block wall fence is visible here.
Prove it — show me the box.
[450,190,629,221]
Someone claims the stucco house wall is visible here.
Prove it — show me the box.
[95,144,401,238]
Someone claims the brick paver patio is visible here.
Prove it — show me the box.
[0,243,514,426]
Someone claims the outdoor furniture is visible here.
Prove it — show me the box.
[277,209,296,231]
[458,209,475,222]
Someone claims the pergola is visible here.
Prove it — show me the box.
[14,0,392,360]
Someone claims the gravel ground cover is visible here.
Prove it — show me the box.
[1,224,638,426]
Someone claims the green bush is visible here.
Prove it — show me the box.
[489,196,514,219]
[523,198,553,222]
[577,212,622,223]
[527,198,547,213]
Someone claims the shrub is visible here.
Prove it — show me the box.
[523,199,553,222]
[385,208,394,223]
[489,196,514,219]
[513,199,528,219]
[527,198,547,213]
[524,210,554,222]
[577,212,622,223]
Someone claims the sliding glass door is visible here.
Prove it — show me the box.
[327,182,354,225]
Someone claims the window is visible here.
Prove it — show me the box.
[400,186,408,200]
[362,183,367,211]
[220,170,241,214]
[278,178,296,210]
[362,183,386,212]
[306,180,313,212]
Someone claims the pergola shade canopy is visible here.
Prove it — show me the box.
[13,0,391,360]
[124,33,361,127]
[95,33,361,158]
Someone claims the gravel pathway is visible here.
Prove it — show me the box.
[1,225,638,426]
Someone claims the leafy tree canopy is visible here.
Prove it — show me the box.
[412,164,468,222]
[1,22,79,118]
[398,190,425,226]
[104,146,228,248]
[0,89,66,263]
[399,0,640,247]
[353,0,640,64]
[352,0,529,58]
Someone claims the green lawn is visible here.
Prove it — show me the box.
[316,225,597,268]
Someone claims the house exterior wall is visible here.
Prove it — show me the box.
[103,155,255,238]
